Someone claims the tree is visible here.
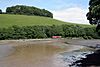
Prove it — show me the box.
[6,5,53,18]
[0,9,2,14]
[86,0,100,31]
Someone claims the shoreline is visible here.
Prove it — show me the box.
[0,38,87,53]
[0,38,100,47]
[0,38,97,67]
[0,39,64,46]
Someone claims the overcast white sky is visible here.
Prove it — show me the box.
[52,7,89,24]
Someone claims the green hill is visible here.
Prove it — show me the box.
[0,14,98,40]
[0,14,70,28]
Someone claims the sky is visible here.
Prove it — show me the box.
[0,0,90,24]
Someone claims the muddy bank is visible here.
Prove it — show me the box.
[0,39,99,67]
[65,39,100,48]
[70,49,100,67]
[63,39,100,67]
[0,39,85,67]
[0,39,100,47]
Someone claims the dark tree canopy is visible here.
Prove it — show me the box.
[0,9,2,14]
[87,0,100,31]
[6,5,53,18]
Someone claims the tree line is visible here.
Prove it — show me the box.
[0,5,53,18]
[5,5,53,18]
[0,25,99,40]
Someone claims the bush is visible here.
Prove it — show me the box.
[98,29,100,36]
[0,25,99,40]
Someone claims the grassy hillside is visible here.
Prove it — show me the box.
[0,14,92,28]
[0,14,71,28]
[0,14,99,40]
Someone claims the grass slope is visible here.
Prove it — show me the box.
[0,14,92,28]
[0,14,70,28]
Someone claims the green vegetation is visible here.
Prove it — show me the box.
[0,13,99,40]
[87,0,100,31]
[6,5,53,18]
[0,24,99,40]
[0,14,68,28]
[0,9,2,14]
[0,4,98,40]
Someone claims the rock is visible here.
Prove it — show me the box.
[71,49,100,67]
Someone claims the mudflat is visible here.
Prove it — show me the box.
[0,39,99,67]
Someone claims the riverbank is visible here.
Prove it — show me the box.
[0,38,87,67]
[0,39,99,67]
[0,39,65,46]
[0,39,100,51]
[0,38,86,52]
[0,38,100,47]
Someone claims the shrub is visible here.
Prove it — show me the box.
[0,25,99,40]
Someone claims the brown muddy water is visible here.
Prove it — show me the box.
[0,39,97,67]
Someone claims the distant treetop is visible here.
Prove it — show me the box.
[6,5,53,18]
[0,9,2,14]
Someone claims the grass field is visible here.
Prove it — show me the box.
[0,14,91,28]
[0,14,68,28]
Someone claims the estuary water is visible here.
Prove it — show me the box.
[0,39,97,67]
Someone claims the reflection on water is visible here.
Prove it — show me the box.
[60,51,93,67]
[0,42,73,67]
[0,39,92,67]
[0,45,14,58]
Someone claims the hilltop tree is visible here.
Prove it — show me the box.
[0,9,2,14]
[86,0,100,31]
[6,5,53,18]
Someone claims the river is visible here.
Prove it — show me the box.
[0,39,99,67]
